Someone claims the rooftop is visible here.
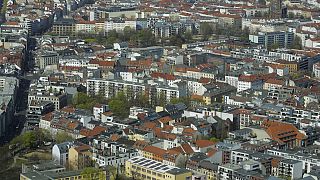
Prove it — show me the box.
[127,156,190,175]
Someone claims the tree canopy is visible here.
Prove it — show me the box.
[81,167,106,180]
[170,97,191,107]
[10,129,52,149]
[290,36,302,50]
[73,92,106,111]
[108,92,130,118]
[55,132,74,144]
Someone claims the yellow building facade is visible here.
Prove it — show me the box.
[126,156,192,180]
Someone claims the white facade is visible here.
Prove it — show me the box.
[105,20,136,32]
[218,164,241,180]
[305,38,320,49]
[39,118,51,130]
[225,76,239,88]
[93,104,109,120]
[52,142,73,166]
[237,79,263,92]
[313,62,320,78]
[75,22,96,33]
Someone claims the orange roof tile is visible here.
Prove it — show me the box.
[162,125,173,132]
[60,106,76,113]
[142,122,157,130]
[158,116,173,124]
[143,146,166,157]
[42,112,53,122]
[110,134,120,141]
[181,143,194,154]
[194,140,216,148]
[151,72,176,80]
[265,79,284,85]
[90,126,107,136]
[89,59,115,67]
[198,77,211,84]
[74,144,91,153]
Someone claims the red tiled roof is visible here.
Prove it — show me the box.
[60,106,76,113]
[198,77,211,84]
[74,144,91,153]
[142,122,157,130]
[181,143,194,154]
[89,59,115,67]
[262,120,306,143]
[265,79,284,85]
[162,125,173,132]
[67,122,79,130]
[151,72,176,80]
[239,74,260,82]
[230,108,252,115]
[207,148,218,157]
[127,59,152,68]
[110,134,120,141]
[90,126,107,136]
[194,140,216,148]
[158,116,173,124]
[143,146,166,157]
[42,112,53,122]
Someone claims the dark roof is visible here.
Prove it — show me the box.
[199,160,218,171]
[189,153,208,162]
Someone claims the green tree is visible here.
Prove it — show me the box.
[157,91,167,107]
[290,36,302,50]
[81,167,106,180]
[168,34,185,47]
[209,137,220,143]
[288,12,295,19]
[122,26,135,41]
[73,92,105,111]
[55,132,74,144]
[255,11,263,17]
[170,97,191,107]
[36,129,52,143]
[1,0,8,14]
[132,92,149,108]
[182,30,193,43]
[108,92,130,118]
[240,27,250,41]
[23,131,37,148]
[137,29,156,47]
[269,43,279,50]
[200,23,213,40]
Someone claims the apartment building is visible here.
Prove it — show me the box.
[52,19,76,36]
[218,163,241,180]
[267,149,320,173]
[87,78,146,99]
[105,19,136,32]
[249,31,294,48]
[231,149,251,164]
[52,142,74,166]
[125,156,192,180]
[26,100,55,125]
[0,76,18,138]
[237,75,263,92]
[68,145,92,170]
[28,91,67,111]
[272,159,303,179]
[313,62,320,78]
[87,78,186,104]
[92,137,139,167]
[75,21,96,33]
[35,50,60,69]
[261,120,306,149]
